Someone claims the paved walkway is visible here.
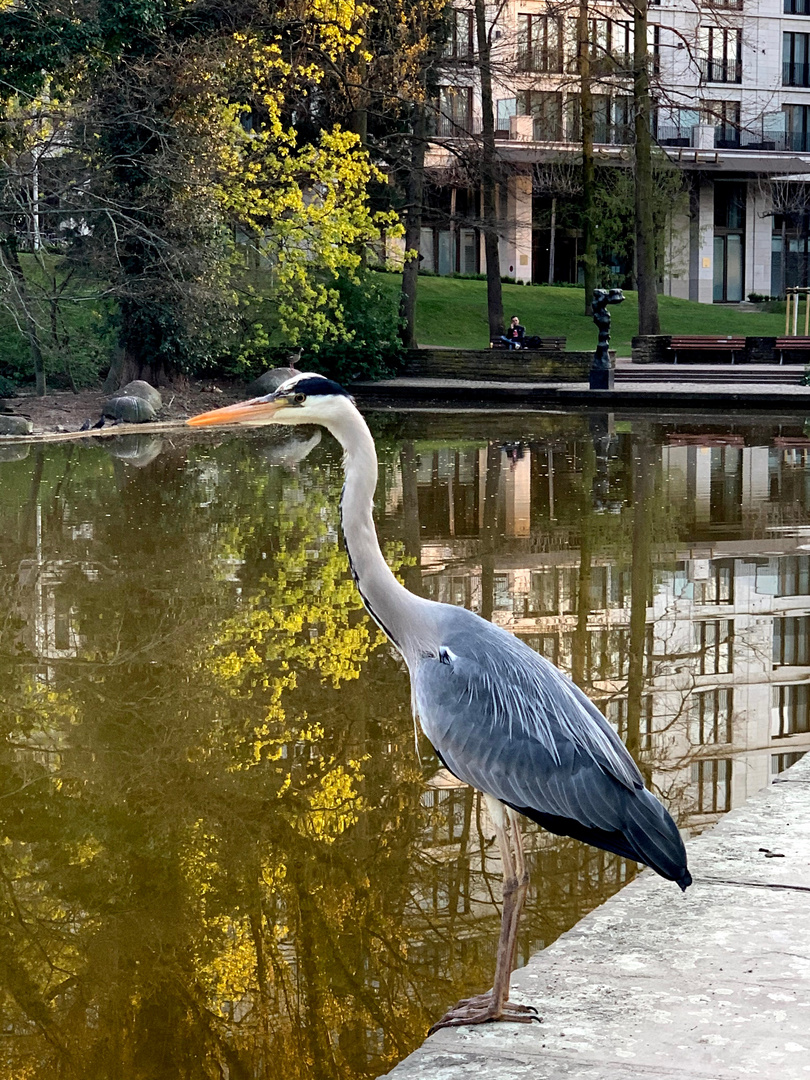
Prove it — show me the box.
[383,754,810,1079]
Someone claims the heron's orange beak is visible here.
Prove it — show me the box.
[186,395,286,428]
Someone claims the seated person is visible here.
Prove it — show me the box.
[500,316,526,349]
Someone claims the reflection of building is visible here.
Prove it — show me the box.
[384,424,810,834]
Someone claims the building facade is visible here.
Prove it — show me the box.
[425,0,810,300]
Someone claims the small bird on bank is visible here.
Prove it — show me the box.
[188,374,691,1032]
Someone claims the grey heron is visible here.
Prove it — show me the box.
[188,373,692,1032]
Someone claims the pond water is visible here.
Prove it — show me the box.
[1,407,809,1080]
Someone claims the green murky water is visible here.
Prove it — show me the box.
[1,407,809,1079]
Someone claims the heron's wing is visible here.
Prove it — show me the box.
[412,623,643,834]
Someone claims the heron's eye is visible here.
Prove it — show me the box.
[294,393,306,404]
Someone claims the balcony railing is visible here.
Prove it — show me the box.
[700,59,741,83]
[532,119,565,141]
[594,123,634,145]
[435,114,483,137]
[516,48,562,74]
[655,124,692,146]
[784,61,810,87]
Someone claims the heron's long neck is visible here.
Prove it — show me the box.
[328,406,430,659]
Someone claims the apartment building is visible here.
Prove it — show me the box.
[426,0,810,301]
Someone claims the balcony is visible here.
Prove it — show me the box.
[435,114,483,138]
[594,123,634,146]
[784,61,810,86]
[516,48,562,74]
[700,59,742,83]
[656,124,692,146]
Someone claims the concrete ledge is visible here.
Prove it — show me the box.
[350,377,810,411]
[382,755,810,1079]
[404,350,591,382]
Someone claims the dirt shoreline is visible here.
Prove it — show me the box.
[4,381,246,437]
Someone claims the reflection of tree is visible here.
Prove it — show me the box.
[6,413,790,1078]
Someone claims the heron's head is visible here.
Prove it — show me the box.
[186,373,353,430]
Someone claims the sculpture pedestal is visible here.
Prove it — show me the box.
[589,367,614,390]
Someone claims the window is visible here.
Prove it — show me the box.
[699,619,734,674]
[421,787,471,845]
[703,100,741,146]
[772,750,807,774]
[649,24,661,75]
[522,632,560,665]
[604,696,653,745]
[437,86,473,135]
[518,14,562,73]
[655,107,699,145]
[784,32,810,86]
[700,27,742,83]
[444,8,474,58]
[784,104,810,151]
[778,554,810,595]
[689,688,733,744]
[772,684,810,735]
[588,627,630,681]
[691,758,732,813]
[527,569,577,616]
[786,0,810,15]
[524,90,563,141]
[591,95,633,144]
[773,615,810,666]
[694,559,734,604]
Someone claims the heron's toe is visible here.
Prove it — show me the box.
[428,993,542,1035]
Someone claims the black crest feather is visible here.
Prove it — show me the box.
[291,376,350,397]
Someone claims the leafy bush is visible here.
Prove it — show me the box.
[222,268,404,385]
[300,270,405,383]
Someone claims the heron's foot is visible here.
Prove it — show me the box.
[428,993,541,1035]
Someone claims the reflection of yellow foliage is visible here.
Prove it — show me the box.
[296,761,366,842]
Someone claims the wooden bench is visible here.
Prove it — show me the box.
[490,336,566,351]
[668,336,746,364]
[775,337,810,363]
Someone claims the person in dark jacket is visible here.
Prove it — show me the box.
[500,316,525,349]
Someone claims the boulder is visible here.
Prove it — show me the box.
[102,395,157,423]
[0,415,33,436]
[105,435,164,467]
[0,444,31,462]
[245,368,297,398]
[120,380,162,411]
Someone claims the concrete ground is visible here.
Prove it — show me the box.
[382,754,810,1079]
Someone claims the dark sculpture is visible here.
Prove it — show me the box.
[591,288,625,390]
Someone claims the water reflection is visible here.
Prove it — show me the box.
[0,411,809,1079]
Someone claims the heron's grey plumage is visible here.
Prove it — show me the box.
[411,606,690,887]
[207,372,692,1028]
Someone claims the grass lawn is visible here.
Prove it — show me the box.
[382,274,788,355]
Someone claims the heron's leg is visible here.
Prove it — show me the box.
[428,797,540,1034]
[503,808,530,999]
[489,802,518,1013]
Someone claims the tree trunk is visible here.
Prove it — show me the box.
[104,346,140,393]
[578,0,597,315]
[633,0,661,334]
[399,105,427,349]
[474,0,504,339]
[481,442,501,622]
[626,431,654,776]
[571,439,595,690]
[4,241,46,395]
